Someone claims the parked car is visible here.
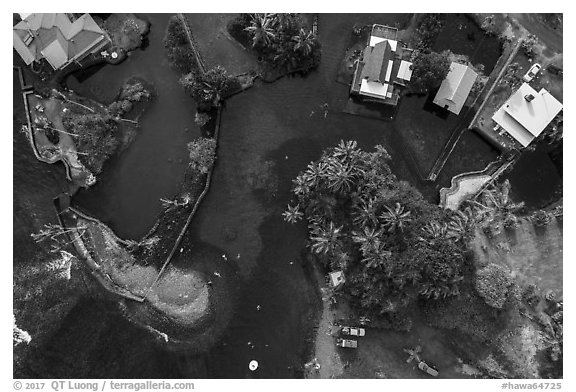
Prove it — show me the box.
[341,326,366,337]
[336,338,358,348]
[418,361,439,377]
[523,63,542,82]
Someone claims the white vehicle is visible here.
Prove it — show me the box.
[418,361,439,377]
[341,326,366,337]
[523,63,541,82]
[336,338,358,348]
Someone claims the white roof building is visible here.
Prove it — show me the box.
[328,271,345,288]
[397,60,413,82]
[492,83,563,147]
[433,62,478,115]
[369,35,398,51]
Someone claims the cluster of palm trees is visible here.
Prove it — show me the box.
[284,140,471,316]
[418,207,477,246]
[241,13,320,71]
[469,179,525,232]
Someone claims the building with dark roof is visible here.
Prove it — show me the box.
[350,24,413,106]
[13,13,110,70]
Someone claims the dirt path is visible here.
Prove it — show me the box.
[305,265,344,379]
[177,13,207,74]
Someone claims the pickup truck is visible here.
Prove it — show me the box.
[336,338,358,348]
[341,326,366,337]
[418,361,439,377]
[523,63,542,82]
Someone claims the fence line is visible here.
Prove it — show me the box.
[149,107,223,291]
[177,14,207,74]
[427,39,524,181]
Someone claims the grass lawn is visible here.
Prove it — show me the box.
[471,217,563,298]
[394,92,461,175]
[185,13,258,76]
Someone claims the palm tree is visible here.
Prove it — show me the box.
[353,197,378,227]
[292,175,310,197]
[471,179,525,228]
[292,28,316,56]
[325,158,355,193]
[379,202,412,233]
[361,248,392,270]
[419,221,448,243]
[244,13,277,48]
[447,208,477,242]
[302,161,327,187]
[310,221,342,255]
[352,226,383,254]
[332,140,359,162]
[282,204,304,224]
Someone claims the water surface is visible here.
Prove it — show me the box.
[69,14,200,240]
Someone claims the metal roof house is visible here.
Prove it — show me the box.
[350,25,413,106]
[492,83,563,147]
[433,62,478,115]
[13,13,110,70]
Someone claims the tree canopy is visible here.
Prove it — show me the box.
[410,50,452,91]
[285,141,472,323]
[180,66,237,109]
[229,13,321,74]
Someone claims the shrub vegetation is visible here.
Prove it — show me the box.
[164,16,197,74]
[108,79,151,117]
[475,263,514,309]
[180,66,240,110]
[187,137,217,174]
[410,50,452,92]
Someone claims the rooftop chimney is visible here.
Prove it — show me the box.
[524,94,535,102]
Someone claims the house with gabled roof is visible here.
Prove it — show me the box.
[350,24,413,106]
[491,83,563,147]
[433,62,478,115]
[13,13,110,70]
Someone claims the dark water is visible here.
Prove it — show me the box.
[503,142,563,210]
[62,13,509,378]
[68,14,200,240]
